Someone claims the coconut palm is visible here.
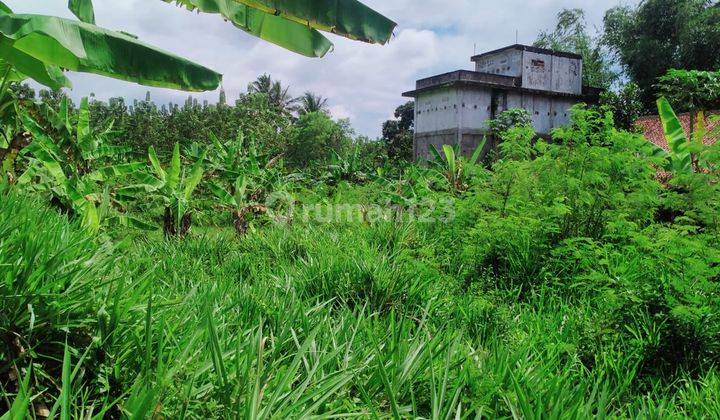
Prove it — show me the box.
[248,74,299,116]
[297,92,329,116]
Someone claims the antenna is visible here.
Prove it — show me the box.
[473,43,476,55]
[515,30,519,44]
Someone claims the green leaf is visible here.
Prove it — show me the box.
[184,150,206,200]
[68,0,95,24]
[76,96,92,152]
[0,2,11,14]
[657,97,692,173]
[60,341,72,420]
[469,137,487,165]
[148,146,167,182]
[168,142,181,191]
[0,45,71,89]
[209,181,236,207]
[0,13,221,91]
[234,175,247,205]
[166,0,332,58]
[1,366,31,420]
[232,0,396,44]
[442,144,457,179]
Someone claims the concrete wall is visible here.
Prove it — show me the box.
[458,88,493,130]
[521,51,582,95]
[551,56,582,95]
[414,86,581,160]
[474,49,523,77]
[415,87,460,134]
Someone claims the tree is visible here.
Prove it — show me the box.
[603,0,720,109]
[381,102,414,161]
[599,82,644,131]
[297,92,329,116]
[286,112,352,168]
[248,74,298,117]
[535,8,617,89]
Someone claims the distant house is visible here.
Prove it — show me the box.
[636,112,719,151]
[403,44,601,161]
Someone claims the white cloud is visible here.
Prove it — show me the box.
[5,0,639,137]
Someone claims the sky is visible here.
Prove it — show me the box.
[6,0,639,138]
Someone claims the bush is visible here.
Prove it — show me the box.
[286,111,352,168]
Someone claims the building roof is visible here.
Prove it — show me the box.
[402,70,601,101]
[470,44,582,62]
[637,112,719,151]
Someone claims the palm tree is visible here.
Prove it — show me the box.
[248,74,298,116]
[297,92,329,116]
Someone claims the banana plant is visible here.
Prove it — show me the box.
[209,175,266,235]
[655,97,708,174]
[123,143,206,237]
[0,0,395,93]
[16,98,152,232]
[165,0,396,58]
[322,145,368,185]
[429,139,487,193]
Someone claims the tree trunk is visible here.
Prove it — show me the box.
[163,207,192,238]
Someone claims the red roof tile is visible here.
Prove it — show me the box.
[636,111,719,151]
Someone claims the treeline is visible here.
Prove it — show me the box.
[534,0,720,128]
[16,75,390,170]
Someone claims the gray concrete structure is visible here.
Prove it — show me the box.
[403,45,601,161]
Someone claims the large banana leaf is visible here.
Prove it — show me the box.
[183,149,206,200]
[232,0,396,44]
[68,0,95,24]
[0,48,71,90]
[0,13,221,91]
[166,0,332,57]
[657,97,692,173]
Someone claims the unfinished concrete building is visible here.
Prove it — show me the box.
[403,44,601,160]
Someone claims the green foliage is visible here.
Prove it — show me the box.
[603,0,720,108]
[535,8,617,88]
[122,142,205,237]
[487,108,532,137]
[599,82,644,131]
[656,69,720,113]
[3,65,720,419]
[382,101,414,161]
[286,111,352,169]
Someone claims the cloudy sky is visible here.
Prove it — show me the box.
[7,0,638,137]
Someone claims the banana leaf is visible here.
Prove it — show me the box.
[168,143,181,191]
[209,181,237,207]
[166,0,332,57]
[68,0,95,24]
[0,47,71,89]
[657,97,692,173]
[0,13,221,91]
[184,149,206,200]
[231,0,396,44]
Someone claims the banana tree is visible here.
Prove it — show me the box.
[122,143,206,237]
[0,0,395,92]
[429,140,487,193]
[16,97,153,232]
[210,175,264,235]
[655,97,708,174]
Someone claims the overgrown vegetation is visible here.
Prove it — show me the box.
[2,0,720,417]
[2,94,719,416]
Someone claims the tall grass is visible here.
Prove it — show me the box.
[3,105,720,418]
